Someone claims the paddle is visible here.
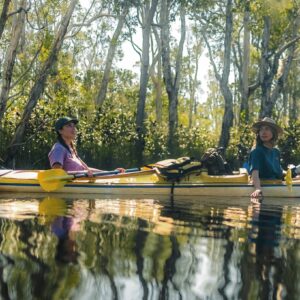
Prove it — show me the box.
[38,168,139,192]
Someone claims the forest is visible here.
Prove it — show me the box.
[1,0,300,170]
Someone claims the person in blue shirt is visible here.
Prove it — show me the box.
[248,117,284,198]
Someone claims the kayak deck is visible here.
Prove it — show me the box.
[0,169,299,197]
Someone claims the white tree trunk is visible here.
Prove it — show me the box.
[95,11,127,107]
[240,0,250,122]
[5,0,78,165]
[161,0,186,150]
[0,0,26,121]
[0,0,11,40]
[136,0,158,131]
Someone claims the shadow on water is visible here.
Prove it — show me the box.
[0,193,300,299]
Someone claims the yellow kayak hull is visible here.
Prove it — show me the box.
[0,169,299,197]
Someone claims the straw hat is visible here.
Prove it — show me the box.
[252,117,283,135]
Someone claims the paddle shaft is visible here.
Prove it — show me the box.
[70,168,140,179]
[38,167,141,192]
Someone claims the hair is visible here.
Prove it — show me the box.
[57,133,79,157]
[253,126,278,148]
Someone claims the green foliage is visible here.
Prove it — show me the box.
[226,122,254,169]
[0,101,218,169]
[143,121,169,161]
[278,122,300,168]
[2,0,300,172]
[176,125,215,159]
[77,108,139,169]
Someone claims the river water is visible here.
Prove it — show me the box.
[0,194,299,299]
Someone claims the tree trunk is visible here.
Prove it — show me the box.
[259,14,300,118]
[187,33,200,129]
[0,0,11,40]
[270,54,294,113]
[217,0,234,149]
[160,0,185,152]
[240,0,250,122]
[136,0,158,131]
[95,11,127,106]
[259,16,273,117]
[151,27,163,124]
[289,87,297,121]
[288,69,298,122]
[202,0,233,149]
[134,0,158,165]
[160,0,174,144]
[5,0,78,166]
[149,55,163,125]
[219,85,234,148]
[153,58,163,124]
[188,63,198,129]
[0,0,26,122]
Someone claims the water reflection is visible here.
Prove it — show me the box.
[242,201,285,299]
[0,195,299,299]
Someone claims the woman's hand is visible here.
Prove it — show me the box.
[251,189,262,198]
[86,169,94,178]
[250,170,263,199]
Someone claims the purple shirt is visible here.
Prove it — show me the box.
[48,143,86,172]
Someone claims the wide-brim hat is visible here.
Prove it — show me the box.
[55,117,78,132]
[252,117,283,135]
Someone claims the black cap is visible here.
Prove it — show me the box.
[55,117,78,132]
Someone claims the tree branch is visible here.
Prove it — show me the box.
[11,43,42,89]
[276,35,300,57]
[202,28,221,82]
[125,20,142,58]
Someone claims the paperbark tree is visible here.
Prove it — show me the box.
[5,0,78,166]
[258,14,300,118]
[186,30,201,129]
[149,26,162,124]
[160,0,186,152]
[228,1,300,121]
[135,0,158,132]
[0,0,11,40]
[232,1,251,123]
[240,0,250,122]
[134,0,158,164]
[287,66,300,122]
[202,0,234,149]
[0,0,26,122]
[95,10,128,106]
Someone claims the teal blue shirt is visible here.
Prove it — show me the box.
[249,145,283,180]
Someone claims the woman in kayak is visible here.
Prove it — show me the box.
[248,117,284,198]
[48,117,101,176]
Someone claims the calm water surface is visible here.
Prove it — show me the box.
[0,193,299,300]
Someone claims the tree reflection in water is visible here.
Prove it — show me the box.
[241,200,285,299]
[0,195,299,299]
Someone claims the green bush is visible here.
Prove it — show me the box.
[0,106,217,169]
[278,122,300,168]
[226,123,254,170]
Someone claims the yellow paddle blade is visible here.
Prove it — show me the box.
[285,168,293,187]
[38,169,74,192]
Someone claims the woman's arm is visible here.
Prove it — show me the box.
[251,170,263,198]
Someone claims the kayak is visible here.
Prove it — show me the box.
[0,168,299,197]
